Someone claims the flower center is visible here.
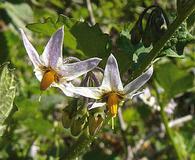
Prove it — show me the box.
[40,69,59,90]
[107,93,119,117]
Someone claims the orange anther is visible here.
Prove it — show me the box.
[40,70,56,90]
[107,93,119,117]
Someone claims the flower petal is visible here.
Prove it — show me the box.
[40,26,64,67]
[101,54,123,92]
[52,83,76,97]
[89,102,106,110]
[20,29,42,68]
[34,68,43,81]
[124,66,153,95]
[66,86,102,99]
[59,57,101,81]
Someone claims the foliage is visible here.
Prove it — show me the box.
[0,0,194,160]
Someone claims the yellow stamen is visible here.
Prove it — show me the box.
[107,93,119,117]
[111,117,115,129]
[40,70,57,90]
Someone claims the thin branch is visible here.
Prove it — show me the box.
[86,0,96,25]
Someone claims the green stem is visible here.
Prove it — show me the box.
[63,116,111,160]
[63,130,94,160]
[160,105,183,160]
[154,84,182,159]
[130,0,195,80]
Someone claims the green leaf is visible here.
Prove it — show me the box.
[155,62,194,98]
[69,22,111,58]
[2,2,33,28]
[116,29,152,74]
[173,131,188,159]
[161,48,185,58]
[26,17,57,36]
[26,15,111,58]
[0,64,16,136]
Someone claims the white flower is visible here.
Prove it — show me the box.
[20,27,101,96]
[67,54,153,117]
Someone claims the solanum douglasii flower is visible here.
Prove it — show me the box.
[20,27,101,96]
[67,54,153,117]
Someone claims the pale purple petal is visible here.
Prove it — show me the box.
[101,54,123,92]
[41,26,64,67]
[52,83,76,97]
[66,86,102,99]
[59,57,101,81]
[124,66,153,95]
[20,29,42,68]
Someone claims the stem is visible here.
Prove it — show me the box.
[86,0,96,25]
[63,130,93,160]
[130,0,195,81]
[154,84,183,160]
[63,117,111,160]
[160,105,183,160]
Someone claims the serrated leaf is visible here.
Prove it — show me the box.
[0,64,16,136]
[155,62,194,98]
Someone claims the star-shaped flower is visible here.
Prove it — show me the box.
[20,27,101,96]
[67,54,153,116]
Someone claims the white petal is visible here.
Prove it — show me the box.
[20,29,42,68]
[34,68,43,81]
[124,66,153,95]
[66,86,102,99]
[40,26,64,67]
[59,57,101,81]
[52,83,76,97]
[101,54,123,92]
[89,102,106,110]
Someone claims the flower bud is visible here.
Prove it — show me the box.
[88,112,105,136]
[70,115,87,136]
[62,109,73,129]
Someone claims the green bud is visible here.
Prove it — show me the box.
[88,113,104,136]
[70,115,87,136]
[62,109,73,129]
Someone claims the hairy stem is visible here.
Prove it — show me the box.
[130,0,195,81]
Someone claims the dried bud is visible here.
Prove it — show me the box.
[142,15,152,48]
[130,22,142,44]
